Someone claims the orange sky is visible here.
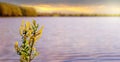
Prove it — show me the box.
[21,4,120,14]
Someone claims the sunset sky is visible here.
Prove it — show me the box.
[0,0,120,14]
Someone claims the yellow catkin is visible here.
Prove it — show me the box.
[26,31,29,36]
[19,26,24,36]
[38,25,44,33]
[36,25,44,40]
[19,20,25,36]
[26,21,30,30]
[14,41,18,50]
[33,37,37,42]
[35,52,39,56]
[21,20,25,26]
[26,29,31,36]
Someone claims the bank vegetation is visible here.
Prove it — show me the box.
[0,2,37,16]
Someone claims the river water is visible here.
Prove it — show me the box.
[0,17,120,62]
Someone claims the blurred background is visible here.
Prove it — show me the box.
[0,0,120,17]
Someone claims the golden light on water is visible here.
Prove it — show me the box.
[21,4,120,14]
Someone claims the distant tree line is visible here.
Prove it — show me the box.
[0,2,37,16]
[37,12,120,17]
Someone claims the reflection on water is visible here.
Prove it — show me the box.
[0,17,120,62]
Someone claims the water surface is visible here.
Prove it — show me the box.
[0,17,120,62]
